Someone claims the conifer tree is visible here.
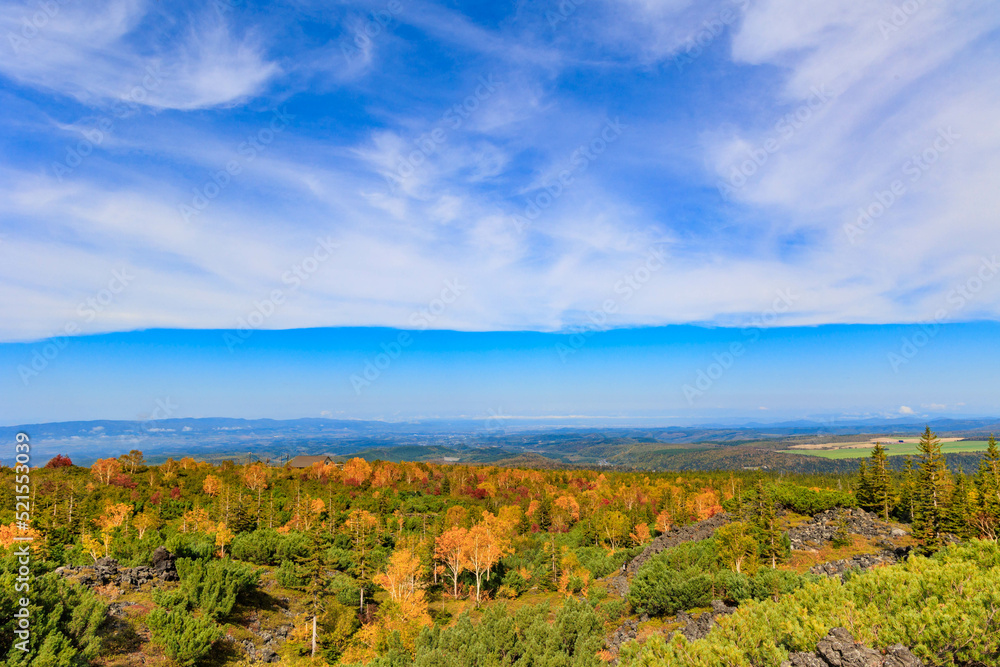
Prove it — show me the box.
[297,530,328,657]
[975,434,1000,539]
[855,459,874,510]
[899,456,916,522]
[912,426,950,552]
[945,474,972,539]
[750,481,785,568]
[869,442,892,521]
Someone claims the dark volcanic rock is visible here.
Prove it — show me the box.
[606,575,629,599]
[94,557,119,583]
[151,546,179,581]
[665,600,737,643]
[788,509,893,551]
[605,618,638,657]
[56,553,170,589]
[782,628,923,667]
[119,565,157,587]
[809,547,911,579]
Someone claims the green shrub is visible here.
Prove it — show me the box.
[628,538,811,614]
[770,483,856,515]
[713,568,751,604]
[600,599,630,623]
[500,569,529,596]
[620,540,1000,667]
[0,570,106,667]
[176,558,260,620]
[276,531,310,562]
[229,529,311,566]
[151,587,190,611]
[411,599,603,667]
[148,607,223,666]
[749,568,812,600]
[276,559,305,588]
[230,528,281,564]
[166,533,216,561]
[324,547,357,572]
[630,566,714,615]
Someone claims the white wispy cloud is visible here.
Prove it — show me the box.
[0,0,278,110]
[0,0,998,342]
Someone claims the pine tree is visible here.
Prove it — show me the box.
[297,530,328,657]
[750,481,785,568]
[975,434,1000,539]
[899,456,916,522]
[536,496,552,531]
[855,459,874,510]
[945,474,972,539]
[912,426,951,553]
[869,442,892,521]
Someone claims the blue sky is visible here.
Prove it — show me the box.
[4,322,1000,425]
[1,0,999,424]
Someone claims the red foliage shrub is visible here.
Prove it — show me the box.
[111,473,137,489]
[44,454,73,468]
[170,487,181,500]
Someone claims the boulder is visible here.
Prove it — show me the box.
[151,546,179,581]
[816,627,883,666]
[781,628,923,667]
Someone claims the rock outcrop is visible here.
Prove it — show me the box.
[667,600,737,643]
[808,547,911,578]
[788,509,895,551]
[605,619,638,657]
[55,547,179,588]
[782,628,922,667]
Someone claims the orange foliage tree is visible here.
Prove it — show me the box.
[463,522,503,604]
[90,458,121,485]
[203,474,222,496]
[96,502,131,556]
[434,526,468,598]
[342,457,372,486]
[344,548,432,664]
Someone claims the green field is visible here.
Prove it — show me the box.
[780,440,990,459]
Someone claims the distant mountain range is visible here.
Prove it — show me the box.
[3,416,998,470]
